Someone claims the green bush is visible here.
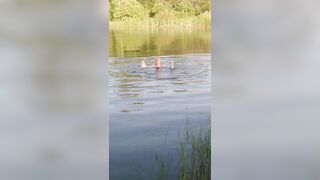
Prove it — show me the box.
[151,0,174,18]
[137,0,156,13]
[172,0,195,18]
[110,0,148,21]
[191,0,211,15]
[109,0,211,28]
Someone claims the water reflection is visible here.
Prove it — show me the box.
[109,28,210,57]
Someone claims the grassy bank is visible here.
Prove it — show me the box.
[109,11,211,30]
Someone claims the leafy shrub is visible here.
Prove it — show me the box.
[151,0,174,18]
[109,0,211,29]
[191,0,211,15]
[110,0,148,21]
[172,0,195,18]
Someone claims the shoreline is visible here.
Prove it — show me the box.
[109,12,211,30]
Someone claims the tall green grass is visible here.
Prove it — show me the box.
[179,125,211,180]
[109,11,211,30]
[152,124,211,180]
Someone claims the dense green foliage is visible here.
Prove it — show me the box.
[109,0,211,21]
[109,0,148,20]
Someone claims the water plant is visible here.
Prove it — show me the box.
[152,123,211,180]
[179,125,211,180]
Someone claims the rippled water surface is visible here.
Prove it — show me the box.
[109,29,211,180]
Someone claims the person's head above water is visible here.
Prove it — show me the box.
[155,56,162,68]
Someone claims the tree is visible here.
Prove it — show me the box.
[109,0,147,21]
[171,0,195,17]
[109,0,211,21]
[191,0,211,15]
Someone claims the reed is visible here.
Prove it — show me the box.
[109,11,211,30]
[152,123,211,180]
[179,125,211,180]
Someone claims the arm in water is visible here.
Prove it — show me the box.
[168,60,174,69]
[141,59,155,68]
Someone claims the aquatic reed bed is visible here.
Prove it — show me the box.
[152,123,211,180]
[154,153,169,180]
[178,125,211,180]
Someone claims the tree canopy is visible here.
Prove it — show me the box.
[109,0,211,21]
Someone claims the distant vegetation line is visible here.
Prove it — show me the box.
[109,0,211,28]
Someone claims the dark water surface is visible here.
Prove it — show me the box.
[109,28,211,180]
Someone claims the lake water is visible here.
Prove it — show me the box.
[109,28,211,180]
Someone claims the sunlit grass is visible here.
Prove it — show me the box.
[109,11,211,30]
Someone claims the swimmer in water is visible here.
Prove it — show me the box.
[140,57,174,69]
[154,56,162,68]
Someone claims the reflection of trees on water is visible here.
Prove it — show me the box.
[109,29,211,57]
